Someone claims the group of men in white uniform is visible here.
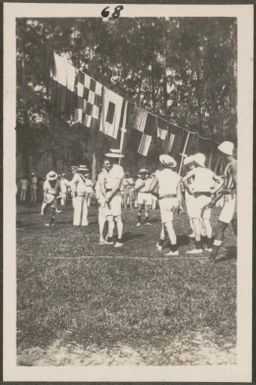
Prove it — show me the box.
[41,166,94,227]
[39,140,237,262]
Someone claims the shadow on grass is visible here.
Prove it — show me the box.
[122,231,145,242]
[215,246,237,264]
[177,234,190,246]
[16,222,41,228]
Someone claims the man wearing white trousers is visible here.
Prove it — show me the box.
[70,166,78,208]
[71,165,90,226]
[60,173,69,206]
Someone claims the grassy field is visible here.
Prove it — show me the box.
[17,201,237,366]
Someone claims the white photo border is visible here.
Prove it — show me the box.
[3,3,253,382]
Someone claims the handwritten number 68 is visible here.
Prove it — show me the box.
[101,5,124,19]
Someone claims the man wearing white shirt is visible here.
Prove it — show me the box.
[19,176,29,203]
[85,176,94,207]
[95,167,109,245]
[59,173,69,206]
[183,153,223,254]
[71,165,90,226]
[30,172,38,204]
[99,149,125,248]
[134,169,153,226]
[42,171,61,226]
[147,154,182,256]
[209,141,237,262]
[69,166,78,208]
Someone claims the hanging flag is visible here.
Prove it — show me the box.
[134,108,148,132]
[168,132,176,152]
[118,100,128,152]
[185,131,198,155]
[198,136,212,167]
[157,119,168,140]
[120,102,137,152]
[100,87,123,139]
[137,113,157,156]
[74,71,103,129]
[50,52,76,113]
[178,131,191,175]
[164,124,186,160]
[138,134,152,156]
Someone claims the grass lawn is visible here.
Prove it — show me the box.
[17,201,237,366]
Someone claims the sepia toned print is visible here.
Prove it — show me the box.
[3,3,253,382]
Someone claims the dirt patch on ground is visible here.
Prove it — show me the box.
[17,329,236,366]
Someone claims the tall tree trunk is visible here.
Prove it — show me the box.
[20,19,31,176]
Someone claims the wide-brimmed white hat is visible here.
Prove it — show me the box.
[139,168,149,174]
[77,165,89,173]
[47,171,58,181]
[194,153,206,167]
[218,141,234,156]
[159,154,177,168]
[105,149,125,158]
[183,155,195,166]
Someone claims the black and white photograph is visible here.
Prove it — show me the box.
[3,3,253,382]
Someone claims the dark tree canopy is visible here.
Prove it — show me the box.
[16,17,237,175]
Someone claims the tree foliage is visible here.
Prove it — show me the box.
[16,17,237,174]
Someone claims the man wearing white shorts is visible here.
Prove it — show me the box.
[146,154,182,256]
[183,153,223,254]
[134,169,153,226]
[42,171,61,226]
[95,167,109,245]
[210,141,237,262]
[183,155,197,238]
[100,149,125,248]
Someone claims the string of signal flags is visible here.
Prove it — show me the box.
[49,51,220,173]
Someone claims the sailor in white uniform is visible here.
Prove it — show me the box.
[134,169,153,226]
[95,167,109,245]
[209,141,237,262]
[42,171,61,226]
[98,149,125,248]
[71,165,90,226]
[147,154,182,256]
[70,166,78,208]
[182,153,223,254]
[59,173,69,206]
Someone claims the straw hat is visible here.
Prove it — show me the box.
[46,171,58,181]
[77,165,89,173]
[139,168,149,174]
[159,154,177,168]
[183,155,194,166]
[105,149,125,158]
[194,153,206,167]
[218,141,234,156]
